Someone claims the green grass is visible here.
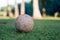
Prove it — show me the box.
[0,19,60,40]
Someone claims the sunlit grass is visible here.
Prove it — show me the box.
[0,16,60,20]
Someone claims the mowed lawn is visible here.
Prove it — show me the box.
[0,19,60,40]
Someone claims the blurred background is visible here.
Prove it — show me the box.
[0,0,60,19]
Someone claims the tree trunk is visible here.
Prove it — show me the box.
[33,0,42,19]
[21,0,25,14]
[7,5,13,18]
[14,3,19,18]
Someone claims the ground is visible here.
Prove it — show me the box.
[0,19,60,40]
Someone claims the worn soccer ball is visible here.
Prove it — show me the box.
[15,14,34,32]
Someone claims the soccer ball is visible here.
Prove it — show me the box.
[15,14,34,32]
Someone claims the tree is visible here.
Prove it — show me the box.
[7,0,13,17]
[14,0,19,18]
[20,0,25,14]
[33,0,42,19]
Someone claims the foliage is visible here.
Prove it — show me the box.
[43,0,60,16]
[25,2,33,16]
